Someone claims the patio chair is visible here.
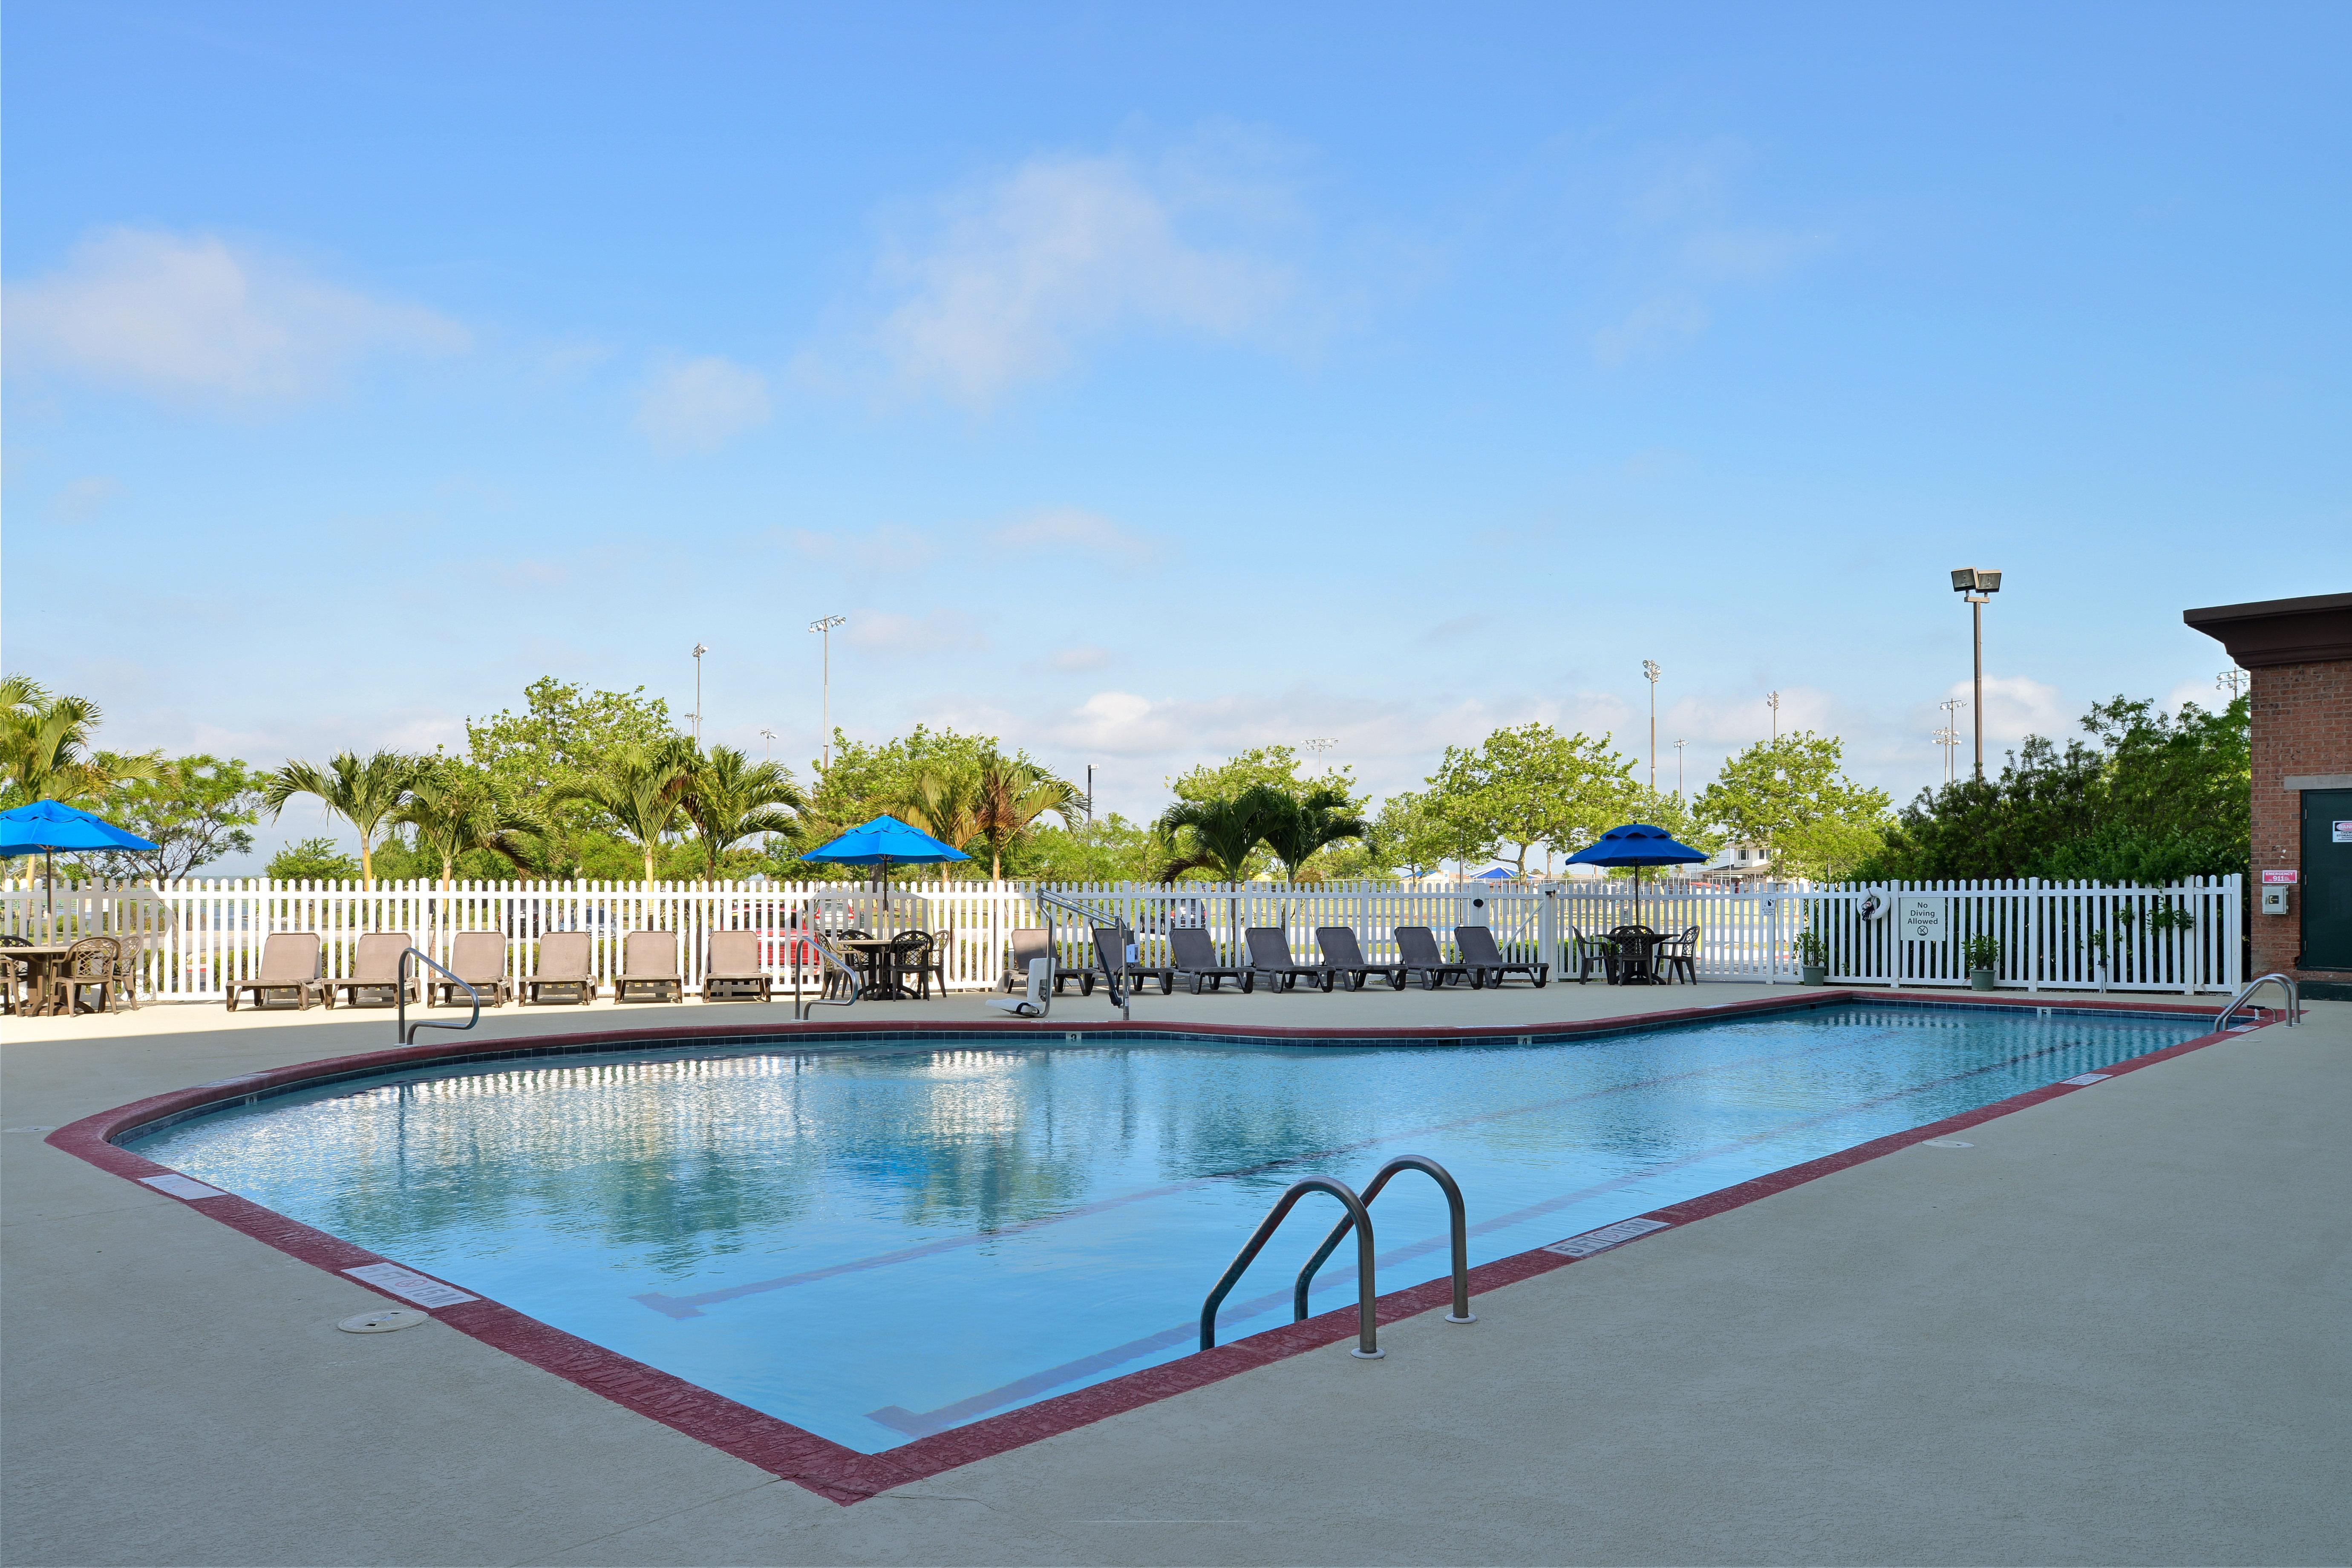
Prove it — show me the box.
[1168,925,1255,994]
[1316,927,1406,991]
[703,929,772,1002]
[616,930,683,1003]
[433,931,513,1007]
[1,934,31,1015]
[886,929,934,1000]
[1090,924,1174,997]
[47,937,122,1016]
[227,932,329,1011]
[521,930,598,1005]
[1605,925,1662,986]
[1394,926,1479,990]
[1568,926,1611,984]
[905,925,952,998]
[328,932,419,1008]
[1456,925,1549,988]
[1245,927,1333,993]
[985,957,1054,1018]
[1660,926,1700,985]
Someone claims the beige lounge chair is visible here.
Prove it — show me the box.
[328,932,418,1008]
[521,931,597,1005]
[227,932,329,1011]
[432,931,513,1007]
[702,929,771,1002]
[617,930,682,1003]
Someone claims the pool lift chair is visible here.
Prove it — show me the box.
[1031,888,1135,1020]
[985,957,1054,1018]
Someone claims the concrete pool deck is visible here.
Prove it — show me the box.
[3,985,2346,1565]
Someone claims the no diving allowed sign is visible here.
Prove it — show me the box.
[1898,897,1946,941]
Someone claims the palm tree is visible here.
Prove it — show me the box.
[1153,785,1288,882]
[680,745,804,880]
[1,675,158,807]
[394,764,541,889]
[549,740,693,885]
[262,750,422,886]
[968,756,1080,884]
[899,764,982,862]
[1259,784,1370,882]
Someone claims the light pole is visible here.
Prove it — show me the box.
[1642,661,1660,793]
[1085,764,1095,829]
[1949,568,2003,779]
[2217,668,2247,703]
[1674,738,1686,802]
[1938,697,1967,785]
[807,615,846,772]
[1304,738,1337,775]
[759,727,777,763]
[1765,690,1781,742]
[691,643,708,745]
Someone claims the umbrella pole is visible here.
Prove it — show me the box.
[46,848,55,928]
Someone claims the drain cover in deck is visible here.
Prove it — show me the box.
[338,1308,429,1334]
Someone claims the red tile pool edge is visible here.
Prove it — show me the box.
[43,991,2268,1506]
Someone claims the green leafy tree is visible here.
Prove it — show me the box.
[93,755,265,881]
[680,745,804,880]
[1372,790,1469,878]
[1695,732,1891,881]
[549,740,695,885]
[1021,815,1164,881]
[1427,723,1638,876]
[1259,784,1371,882]
[262,750,423,886]
[394,762,541,888]
[465,679,680,878]
[267,836,362,881]
[1167,745,1359,808]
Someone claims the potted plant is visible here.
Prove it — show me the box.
[1963,933,2001,991]
[1794,928,1829,985]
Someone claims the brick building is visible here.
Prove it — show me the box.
[2185,591,2352,999]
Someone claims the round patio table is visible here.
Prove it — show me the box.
[835,937,906,1000]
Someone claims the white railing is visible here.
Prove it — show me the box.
[0,874,2241,1001]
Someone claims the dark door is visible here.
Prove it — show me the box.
[2303,788,2352,971]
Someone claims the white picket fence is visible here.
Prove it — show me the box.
[0,874,2243,1001]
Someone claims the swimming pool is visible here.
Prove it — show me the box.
[124,1001,2205,1454]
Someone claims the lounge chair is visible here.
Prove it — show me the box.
[1316,927,1406,991]
[521,930,598,1005]
[227,932,329,1011]
[1092,924,1174,996]
[1245,927,1333,993]
[1394,926,1480,990]
[702,929,772,1002]
[1168,926,1254,994]
[432,931,513,1007]
[985,957,1054,1018]
[616,930,683,1003]
[329,931,419,1008]
[1456,925,1548,988]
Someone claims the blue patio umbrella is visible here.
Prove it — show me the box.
[797,813,969,909]
[1564,822,1707,925]
[0,800,160,919]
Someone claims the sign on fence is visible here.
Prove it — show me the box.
[1898,897,1946,942]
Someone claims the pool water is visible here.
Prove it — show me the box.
[129,1003,2200,1452]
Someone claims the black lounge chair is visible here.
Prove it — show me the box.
[1168,926,1254,994]
[1091,924,1175,995]
[1245,927,1333,992]
[1316,927,1406,992]
[1000,926,1097,995]
[1394,925,1480,990]
[1456,925,1548,988]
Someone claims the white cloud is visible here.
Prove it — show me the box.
[4,227,468,408]
[1949,674,2070,746]
[634,354,772,454]
[870,151,1298,407]
[52,476,123,523]
[844,609,987,657]
[991,506,1159,563]
[1594,294,1711,367]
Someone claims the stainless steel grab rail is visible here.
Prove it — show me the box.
[1201,1177,1381,1358]
[2217,971,2299,1030]
[1293,1155,1474,1326]
[396,948,479,1046]
[794,934,862,1020]
[1032,888,1130,1020]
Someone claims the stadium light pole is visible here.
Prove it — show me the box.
[759,727,777,763]
[1674,738,1686,803]
[1643,661,1660,794]
[1949,568,2003,779]
[1766,690,1781,742]
[691,643,708,745]
[807,616,846,772]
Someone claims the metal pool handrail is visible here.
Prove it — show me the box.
[794,934,862,1020]
[1201,1176,1382,1359]
[1293,1155,1475,1327]
[396,948,478,1046]
[2217,971,2299,1030]
[1032,887,1129,1020]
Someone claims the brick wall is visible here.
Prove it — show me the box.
[2249,657,2352,983]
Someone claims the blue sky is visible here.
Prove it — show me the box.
[6,2,2346,868]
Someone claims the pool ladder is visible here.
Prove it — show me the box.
[2217,972,2299,1030]
[1199,1156,1473,1360]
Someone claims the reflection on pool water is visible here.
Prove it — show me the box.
[129,1003,2200,1452]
